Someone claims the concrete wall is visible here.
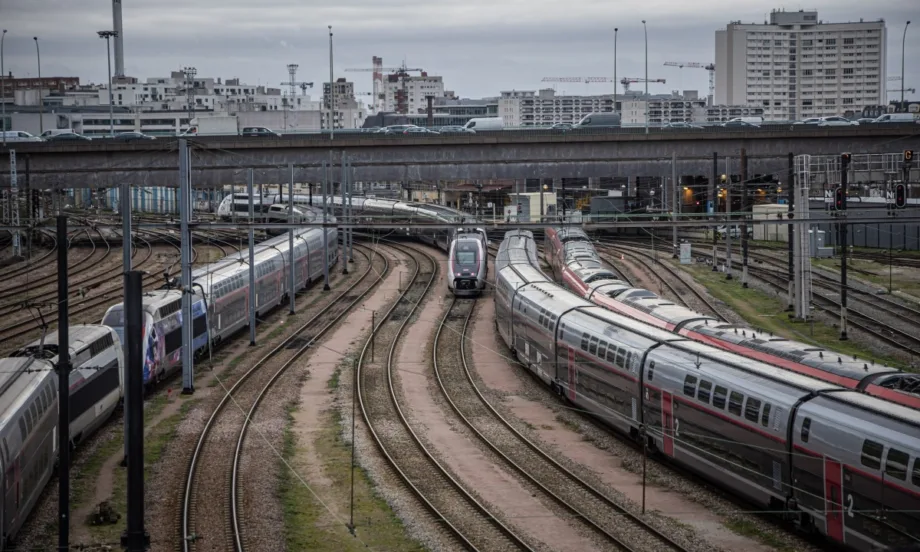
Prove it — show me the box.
[2,127,919,190]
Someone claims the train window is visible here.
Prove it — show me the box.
[647,361,655,381]
[606,346,617,363]
[912,459,920,487]
[728,392,744,416]
[588,336,598,356]
[697,380,712,403]
[18,418,27,440]
[761,403,771,427]
[581,332,589,351]
[616,349,626,368]
[860,440,883,470]
[713,386,727,409]
[744,398,761,423]
[801,418,811,442]
[598,342,607,360]
[885,448,909,481]
[683,375,698,397]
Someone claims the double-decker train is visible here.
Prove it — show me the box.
[544,226,920,411]
[497,230,920,551]
[448,228,489,296]
[0,325,124,547]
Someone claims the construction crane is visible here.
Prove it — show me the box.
[889,87,916,94]
[345,62,424,114]
[620,77,666,93]
[663,61,716,100]
[542,77,616,94]
[279,64,313,110]
[888,76,903,81]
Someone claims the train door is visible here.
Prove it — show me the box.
[661,392,675,457]
[824,457,845,543]
[567,347,576,401]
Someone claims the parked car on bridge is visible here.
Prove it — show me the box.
[114,132,156,141]
[438,125,475,134]
[817,116,858,127]
[241,126,281,137]
[793,118,822,126]
[404,127,440,135]
[46,132,92,142]
[0,131,43,143]
[663,122,703,129]
[382,124,418,135]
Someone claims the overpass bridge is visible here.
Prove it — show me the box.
[1,126,918,190]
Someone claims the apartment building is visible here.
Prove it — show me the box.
[382,73,446,114]
[715,9,887,121]
[499,89,616,126]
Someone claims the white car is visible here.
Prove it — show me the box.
[793,118,822,125]
[817,116,859,127]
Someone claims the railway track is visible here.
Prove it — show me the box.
[675,245,920,357]
[181,245,388,552]
[597,242,726,322]
[434,297,693,552]
[0,231,58,280]
[0,231,152,318]
[357,243,533,552]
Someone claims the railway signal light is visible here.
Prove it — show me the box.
[834,187,847,211]
[895,184,907,208]
[905,150,914,164]
[841,152,852,168]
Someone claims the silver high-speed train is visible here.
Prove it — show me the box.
[0,325,124,548]
[216,192,472,251]
[448,228,488,296]
[496,230,920,551]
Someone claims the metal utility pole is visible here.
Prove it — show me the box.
[180,140,195,394]
[328,26,335,140]
[613,28,618,113]
[341,153,348,275]
[839,153,850,341]
[57,215,71,552]
[122,270,149,551]
[740,147,749,288]
[725,156,732,280]
[9,150,20,257]
[322,161,330,291]
[98,31,118,137]
[2,29,8,147]
[34,37,43,134]
[642,21,649,134]
[711,152,718,271]
[671,152,678,258]
[787,152,795,310]
[289,163,296,315]
[347,162,354,263]
[902,21,912,105]
[248,169,256,345]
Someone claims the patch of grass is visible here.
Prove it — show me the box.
[811,257,920,298]
[84,398,195,543]
[555,413,581,432]
[328,366,342,390]
[280,398,424,551]
[724,517,797,552]
[521,421,536,431]
[540,424,554,431]
[682,263,908,369]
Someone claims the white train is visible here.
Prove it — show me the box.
[0,325,124,547]
[447,228,489,296]
[495,230,920,551]
[102,226,337,386]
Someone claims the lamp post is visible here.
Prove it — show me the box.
[328,25,335,140]
[1,29,7,146]
[34,37,43,134]
[98,31,118,138]
[614,27,618,114]
[642,20,648,134]
[902,21,911,105]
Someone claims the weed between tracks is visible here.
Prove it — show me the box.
[279,363,424,552]
[681,263,909,370]
[724,516,798,552]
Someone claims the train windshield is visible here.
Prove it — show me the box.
[102,307,124,327]
[454,242,478,266]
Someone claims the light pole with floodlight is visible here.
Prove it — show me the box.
[98,31,118,137]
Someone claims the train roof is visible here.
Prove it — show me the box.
[20,324,112,351]
[0,358,53,419]
[683,320,899,380]
[808,390,920,429]
[550,227,590,243]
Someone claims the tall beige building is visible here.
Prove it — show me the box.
[715,9,886,120]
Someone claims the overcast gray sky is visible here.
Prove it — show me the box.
[1,0,917,103]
